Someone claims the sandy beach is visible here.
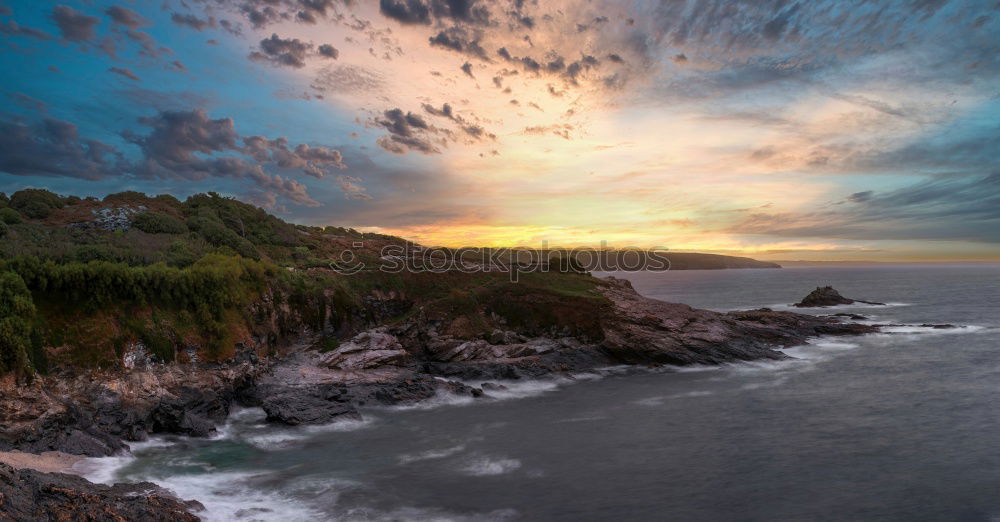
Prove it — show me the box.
[0,451,85,474]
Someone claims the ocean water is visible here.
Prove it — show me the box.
[77,265,1000,521]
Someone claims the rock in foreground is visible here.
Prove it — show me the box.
[0,463,202,521]
[794,286,886,308]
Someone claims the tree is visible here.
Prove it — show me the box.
[0,271,36,377]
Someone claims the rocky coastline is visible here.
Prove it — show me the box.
[0,278,880,519]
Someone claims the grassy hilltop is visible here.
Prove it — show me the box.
[0,189,606,379]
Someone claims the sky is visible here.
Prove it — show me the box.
[1,0,998,261]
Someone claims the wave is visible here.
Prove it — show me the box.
[634,390,714,407]
[398,444,467,464]
[457,455,522,476]
[217,407,374,450]
[141,470,326,522]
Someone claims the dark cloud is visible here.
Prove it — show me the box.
[460,61,474,77]
[170,13,216,31]
[848,191,874,203]
[243,136,346,178]
[318,43,339,59]
[380,0,492,26]
[105,6,148,28]
[428,26,488,60]
[379,0,431,25]
[123,109,347,206]
[0,20,52,40]
[0,114,122,180]
[250,33,313,68]
[421,102,495,142]
[51,5,99,42]
[375,108,440,154]
[108,67,141,81]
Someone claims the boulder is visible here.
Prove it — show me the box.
[320,330,410,370]
[0,463,202,521]
[793,286,885,307]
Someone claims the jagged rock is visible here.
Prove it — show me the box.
[68,206,146,232]
[0,463,202,521]
[320,329,411,369]
[793,286,885,307]
[256,385,360,425]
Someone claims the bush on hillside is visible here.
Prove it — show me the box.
[0,221,7,238]
[0,192,8,207]
[0,207,23,225]
[133,212,187,234]
[10,189,64,219]
[103,191,148,203]
[0,271,36,376]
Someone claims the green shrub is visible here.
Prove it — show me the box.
[0,207,23,224]
[0,221,7,238]
[187,216,260,259]
[133,212,187,234]
[0,271,36,376]
[63,195,82,205]
[10,189,64,219]
[0,192,8,207]
[19,201,52,219]
[104,191,147,203]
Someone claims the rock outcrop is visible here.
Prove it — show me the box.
[0,276,883,454]
[0,463,202,521]
[794,286,886,307]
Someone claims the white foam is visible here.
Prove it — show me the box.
[383,391,479,411]
[476,379,561,400]
[144,470,324,522]
[398,444,467,464]
[458,456,522,476]
[878,324,985,335]
[73,454,135,485]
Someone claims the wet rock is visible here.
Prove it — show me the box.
[793,286,885,307]
[320,329,410,370]
[0,463,202,521]
[256,385,360,426]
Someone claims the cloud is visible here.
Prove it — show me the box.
[318,43,339,59]
[242,136,346,178]
[51,5,99,42]
[379,0,431,25]
[0,20,52,40]
[375,108,441,154]
[311,64,384,95]
[729,173,1000,243]
[428,26,488,60]
[108,67,140,81]
[170,13,216,31]
[337,174,372,199]
[460,61,474,77]
[120,109,351,206]
[105,6,148,28]
[0,114,122,180]
[250,33,313,68]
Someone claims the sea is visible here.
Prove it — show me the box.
[76,264,1000,521]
